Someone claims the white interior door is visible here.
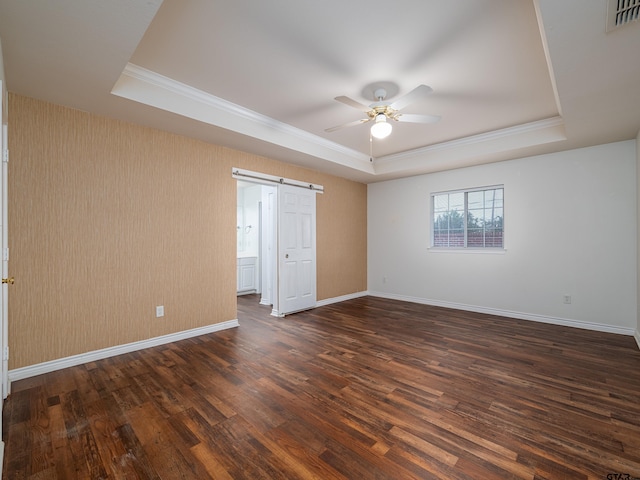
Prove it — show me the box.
[1,122,7,400]
[0,40,8,467]
[277,184,316,316]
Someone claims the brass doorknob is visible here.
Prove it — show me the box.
[2,277,14,285]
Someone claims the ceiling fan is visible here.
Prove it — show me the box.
[325,84,441,139]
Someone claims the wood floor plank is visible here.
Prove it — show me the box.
[115,423,161,480]
[61,389,108,480]
[3,294,640,479]
[48,401,77,480]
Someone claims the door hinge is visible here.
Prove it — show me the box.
[2,149,8,163]
[3,247,8,262]
[3,346,8,361]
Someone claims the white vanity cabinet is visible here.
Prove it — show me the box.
[237,256,257,294]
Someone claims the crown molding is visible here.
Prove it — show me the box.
[376,116,565,164]
[372,116,566,176]
[114,64,567,181]
[115,64,373,172]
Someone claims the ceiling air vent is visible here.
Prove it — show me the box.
[607,0,640,31]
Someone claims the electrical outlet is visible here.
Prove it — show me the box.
[156,305,164,317]
[563,295,572,305]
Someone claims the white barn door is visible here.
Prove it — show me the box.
[277,184,316,316]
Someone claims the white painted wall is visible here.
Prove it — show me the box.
[237,184,261,257]
[242,185,261,257]
[368,140,637,335]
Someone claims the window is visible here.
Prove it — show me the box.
[432,186,504,249]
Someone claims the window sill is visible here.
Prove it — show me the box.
[428,248,507,255]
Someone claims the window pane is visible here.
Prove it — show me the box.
[467,191,484,210]
[433,192,466,247]
[449,192,464,211]
[433,194,449,213]
[467,228,484,247]
[432,187,503,249]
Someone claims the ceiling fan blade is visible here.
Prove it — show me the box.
[335,95,372,113]
[325,118,371,133]
[389,84,433,111]
[396,113,441,124]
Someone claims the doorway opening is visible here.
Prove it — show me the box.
[236,180,277,310]
[233,168,323,317]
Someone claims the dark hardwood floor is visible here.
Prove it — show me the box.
[3,295,640,479]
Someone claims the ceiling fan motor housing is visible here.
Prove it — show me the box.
[373,88,388,101]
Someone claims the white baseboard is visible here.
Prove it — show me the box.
[316,290,368,307]
[8,293,639,388]
[270,291,368,317]
[8,319,240,385]
[368,291,637,338]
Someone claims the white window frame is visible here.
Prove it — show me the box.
[430,185,505,253]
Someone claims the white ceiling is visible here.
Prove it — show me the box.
[0,0,639,183]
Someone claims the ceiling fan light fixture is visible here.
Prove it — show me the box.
[371,113,392,139]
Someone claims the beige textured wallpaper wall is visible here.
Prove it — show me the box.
[8,94,367,369]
